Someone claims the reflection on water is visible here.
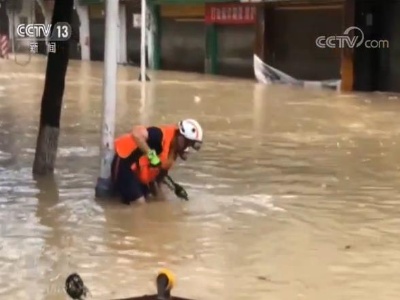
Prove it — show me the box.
[1,56,400,299]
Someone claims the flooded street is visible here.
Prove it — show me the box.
[1,55,400,300]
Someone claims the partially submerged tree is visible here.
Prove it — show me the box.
[32,0,74,175]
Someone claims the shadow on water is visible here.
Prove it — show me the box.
[35,176,60,233]
[33,175,71,299]
[1,56,400,299]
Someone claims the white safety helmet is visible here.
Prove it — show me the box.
[178,119,203,151]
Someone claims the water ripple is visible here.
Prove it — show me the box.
[0,58,400,299]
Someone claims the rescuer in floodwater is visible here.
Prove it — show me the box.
[111,119,203,204]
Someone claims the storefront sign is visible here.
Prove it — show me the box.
[160,4,205,18]
[205,4,256,24]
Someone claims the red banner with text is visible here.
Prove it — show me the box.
[205,3,256,25]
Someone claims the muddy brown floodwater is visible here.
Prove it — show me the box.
[1,55,400,300]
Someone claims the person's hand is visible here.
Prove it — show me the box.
[174,183,189,201]
[147,150,161,167]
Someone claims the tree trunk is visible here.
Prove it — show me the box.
[32,0,74,175]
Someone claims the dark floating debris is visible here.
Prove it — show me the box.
[65,273,88,300]
[65,269,194,300]
[256,276,270,281]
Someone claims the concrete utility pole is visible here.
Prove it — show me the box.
[95,0,118,198]
[140,0,146,82]
[139,0,149,81]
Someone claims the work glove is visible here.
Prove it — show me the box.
[147,149,161,167]
[174,183,189,201]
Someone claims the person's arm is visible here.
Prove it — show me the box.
[131,125,152,154]
[131,126,163,166]
[131,126,163,153]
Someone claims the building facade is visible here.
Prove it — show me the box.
[158,3,205,72]
[147,0,256,77]
[254,0,400,92]
[79,0,258,77]
[254,0,343,85]
[80,0,128,63]
[3,0,400,93]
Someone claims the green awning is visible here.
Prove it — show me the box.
[149,0,237,4]
[80,0,237,5]
[79,0,104,5]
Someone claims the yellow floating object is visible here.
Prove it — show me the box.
[157,268,176,291]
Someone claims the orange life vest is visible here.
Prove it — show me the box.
[114,125,177,184]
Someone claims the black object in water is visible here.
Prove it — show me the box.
[65,272,194,300]
[65,273,88,299]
